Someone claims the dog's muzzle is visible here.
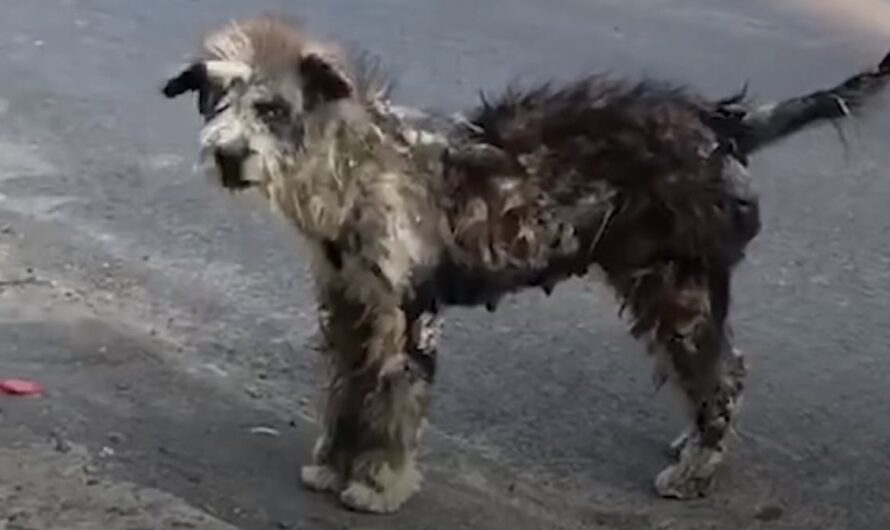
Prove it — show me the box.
[213,142,254,190]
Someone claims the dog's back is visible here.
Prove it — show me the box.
[436,50,890,305]
[434,79,755,305]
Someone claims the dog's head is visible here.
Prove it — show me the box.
[162,16,356,191]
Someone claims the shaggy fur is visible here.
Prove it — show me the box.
[162,14,890,512]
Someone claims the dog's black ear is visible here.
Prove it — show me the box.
[299,53,353,105]
[162,62,208,98]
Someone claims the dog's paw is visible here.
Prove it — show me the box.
[340,482,394,514]
[654,444,723,500]
[300,465,341,493]
[339,482,402,514]
[654,463,714,499]
[338,464,422,514]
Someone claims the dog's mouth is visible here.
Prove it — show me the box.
[214,151,256,190]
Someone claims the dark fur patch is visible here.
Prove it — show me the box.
[161,62,227,119]
[705,48,890,158]
[162,62,207,98]
[322,239,343,270]
[438,78,761,311]
[408,350,437,382]
[300,53,353,107]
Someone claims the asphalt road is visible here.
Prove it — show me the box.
[1,1,889,529]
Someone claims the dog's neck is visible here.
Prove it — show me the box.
[264,100,409,242]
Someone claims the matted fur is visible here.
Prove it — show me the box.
[163,15,890,512]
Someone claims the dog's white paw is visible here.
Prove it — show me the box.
[340,482,399,514]
[655,444,723,499]
[338,464,422,514]
[300,465,341,493]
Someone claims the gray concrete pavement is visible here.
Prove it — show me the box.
[1,1,889,528]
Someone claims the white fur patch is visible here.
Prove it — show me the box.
[204,60,252,85]
[300,465,341,493]
[668,427,694,457]
[339,461,422,514]
[655,440,724,499]
[200,113,247,154]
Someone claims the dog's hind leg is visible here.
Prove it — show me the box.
[613,262,746,499]
[658,265,745,499]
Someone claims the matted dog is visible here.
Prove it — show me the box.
[162,15,890,513]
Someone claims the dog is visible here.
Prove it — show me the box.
[162,14,890,512]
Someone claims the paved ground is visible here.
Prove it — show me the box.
[1,1,889,529]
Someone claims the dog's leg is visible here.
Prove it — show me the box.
[300,434,342,493]
[334,307,438,514]
[648,265,745,499]
[612,262,745,499]
[301,288,367,495]
[654,349,746,500]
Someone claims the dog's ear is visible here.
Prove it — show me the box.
[162,62,208,98]
[163,61,252,96]
[299,52,354,105]
[162,60,252,116]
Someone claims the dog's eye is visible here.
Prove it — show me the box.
[254,99,291,121]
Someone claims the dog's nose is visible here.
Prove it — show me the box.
[214,139,250,180]
[214,150,243,174]
[214,138,250,161]
[213,139,252,188]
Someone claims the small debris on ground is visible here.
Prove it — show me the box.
[49,431,71,453]
[0,379,45,396]
[0,277,49,289]
[248,426,280,437]
[754,504,784,522]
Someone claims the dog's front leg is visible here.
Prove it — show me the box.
[302,295,432,513]
[301,287,365,496]
[334,305,435,514]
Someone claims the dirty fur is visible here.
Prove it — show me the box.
[163,14,890,511]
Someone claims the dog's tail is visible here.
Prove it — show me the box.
[710,49,890,161]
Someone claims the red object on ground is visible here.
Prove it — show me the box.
[0,379,44,396]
